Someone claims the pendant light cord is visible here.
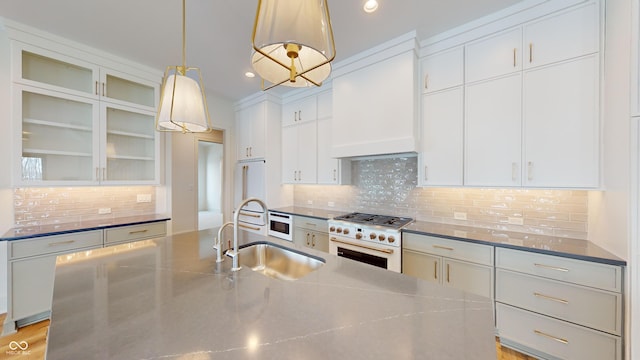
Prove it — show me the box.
[182,0,186,71]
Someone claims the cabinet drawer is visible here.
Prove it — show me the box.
[10,230,103,259]
[104,222,166,245]
[294,216,328,232]
[403,233,493,266]
[496,248,622,292]
[496,269,622,335]
[496,303,621,360]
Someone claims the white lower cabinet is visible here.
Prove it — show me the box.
[495,247,623,360]
[293,216,329,253]
[2,221,167,335]
[402,233,494,299]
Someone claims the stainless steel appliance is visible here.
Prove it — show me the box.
[328,212,413,273]
[268,210,293,241]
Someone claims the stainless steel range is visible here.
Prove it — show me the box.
[328,212,413,273]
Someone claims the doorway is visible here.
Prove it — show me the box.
[197,140,223,230]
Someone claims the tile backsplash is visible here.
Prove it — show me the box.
[13,186,156,227]
[294,156,589,239]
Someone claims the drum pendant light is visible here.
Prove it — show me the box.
[156,0,212,133]
[251,0,336,90]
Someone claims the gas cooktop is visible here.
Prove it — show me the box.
[332,212,413,229]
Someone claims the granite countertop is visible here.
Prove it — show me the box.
[0,214,170,241]
[46,228,496,360]
[270,207,625,266]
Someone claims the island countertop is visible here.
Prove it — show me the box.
[46,228,496,359]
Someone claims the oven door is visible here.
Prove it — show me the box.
[329,237,401,273]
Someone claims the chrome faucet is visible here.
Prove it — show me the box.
[228,197,268,271]
[214,222,234,263]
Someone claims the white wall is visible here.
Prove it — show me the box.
[167,92,235,234]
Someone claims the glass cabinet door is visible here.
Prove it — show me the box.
[17,44,98,98]
[102,104,157,182]
[101,68,157,109]
[18,86,99,183]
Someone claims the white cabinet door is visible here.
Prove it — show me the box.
[466,28,522,83]
[317,117,339,184]
[421,46,464,93]
[282,95,317,127]
[100,67,158,110]
[297,120,317,184]
[316,90,332,119]
[281,125,297,183]
[443,258,494,299]
[236,102,266,160]
[523,55,599,188]
[524,3,599,69]
[465,73,522,186]
[402,249,440,284]
[419,87,464,186]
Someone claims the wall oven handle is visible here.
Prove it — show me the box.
[330,238,394,254]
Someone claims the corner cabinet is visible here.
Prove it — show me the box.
[12,41,160,185]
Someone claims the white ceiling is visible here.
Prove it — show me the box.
[0,0,524,102]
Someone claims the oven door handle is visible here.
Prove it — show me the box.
[330,238,394,254]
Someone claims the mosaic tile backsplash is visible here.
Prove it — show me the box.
[13,186,156,227]
[294,156,589,239]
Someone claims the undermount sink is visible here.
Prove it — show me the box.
[237,242,325,280]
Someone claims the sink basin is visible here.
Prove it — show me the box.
[237,242,325,280]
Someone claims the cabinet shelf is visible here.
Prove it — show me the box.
[23,148,93,157]
[106,130,154,140]
[107,155,154,161]
[23,118,92,132]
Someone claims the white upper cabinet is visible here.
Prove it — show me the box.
[465,28,522,84]
[523,55,600,188]
[236,102,267,161]
[316,90,350,185]
[421,46,464,93]
[282,95,317,127]
[332,36,418,158]
[12,41,160,185]
[465,73,523,187]
[523,3,599,69]
[420,87,464,187]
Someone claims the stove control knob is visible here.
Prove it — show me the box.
[369,233,377,240]
[329,226,336,232]
[355,233,363,239]
[343,228,350,235]
[337,227,343,234]
[378,234,386,241]
[388,235,396,243]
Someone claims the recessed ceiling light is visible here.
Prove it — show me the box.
[363,0,378,13]
[245,71,255,78]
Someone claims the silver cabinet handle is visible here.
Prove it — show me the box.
[534,292,569,304]
[48,240,75,247]
[298,110,302,122]
[513,48,517,67]
[102,167,106,181]
[529,43,533,63]
[298,170,301,181]
[424,73,429,89]
[333,169,337,181]
[424,165,428,181]
[95,81,99,95]
[249,147,252,157]
[128,229,149,235]
[527,161,533,181]
[96,167,99,181]
[533,330,568,345]
[102,82,106,97]
[305,222,316,227]
[512,162,517,181]
[245,147,249,157]
[534,263,569,272]
[433,245,454,251]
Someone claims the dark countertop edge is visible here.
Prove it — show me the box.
[1,216,171,241]
[270,206,626,267]
[402,228,627,267]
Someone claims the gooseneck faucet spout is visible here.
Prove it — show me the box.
[214,222,234,263]
[229,197,268,271]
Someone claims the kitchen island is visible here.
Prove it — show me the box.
[46,227,496,359]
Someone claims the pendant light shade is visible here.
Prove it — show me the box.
[251,0,336,90]
[156,0,212,133]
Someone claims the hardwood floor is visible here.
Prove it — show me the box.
[0,314,534,359]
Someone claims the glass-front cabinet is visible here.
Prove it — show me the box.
[13,41,160,185]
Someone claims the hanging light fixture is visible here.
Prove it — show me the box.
[251,0,336,90]
[156,0,212,133]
